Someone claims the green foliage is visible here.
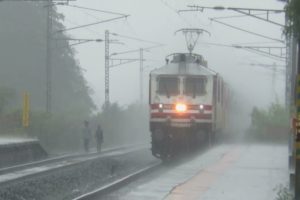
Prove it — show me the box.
[285,0,300,39]
[0,2,95,113]
[248,102,289,142]
[274,184,294,200]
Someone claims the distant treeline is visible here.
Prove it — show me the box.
[247,102,289,143]
[0,2,150,153]
[0,2,94,115]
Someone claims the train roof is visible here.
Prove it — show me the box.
[150,53,217,76]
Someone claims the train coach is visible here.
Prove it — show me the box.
[149,53,229,160]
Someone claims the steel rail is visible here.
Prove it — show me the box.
[0,145,137,175]
[0,145,147,187]
[73,162,161,200]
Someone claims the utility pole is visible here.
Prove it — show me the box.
[139,48,143,104]
[105,30,110,106]
[107,33,162,105]
[46,0,53,113]
[46,3,126,110]
[272,63,276,100]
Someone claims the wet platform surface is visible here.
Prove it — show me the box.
[0,137,47,168]
[101,144,288,200]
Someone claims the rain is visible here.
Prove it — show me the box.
[0,0,296,200]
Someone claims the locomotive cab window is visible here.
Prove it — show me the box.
[157,77,179,97]
[184,77,207,97]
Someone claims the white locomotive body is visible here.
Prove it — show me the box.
[149,53,228,160]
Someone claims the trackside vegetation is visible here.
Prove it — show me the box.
[247,102,289,143]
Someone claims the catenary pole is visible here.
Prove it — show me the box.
[46,0,53,113]
[139,48,144,104]
[105,30,110,106]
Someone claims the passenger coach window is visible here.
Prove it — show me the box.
[158,77,179,96]
[185,77,207,97]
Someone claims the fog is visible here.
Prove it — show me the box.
[0,0,287,152]
[0,2,291,199]
[58,0,285,108]
[56,0,286,139]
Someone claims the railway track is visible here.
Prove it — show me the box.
[0,145,137,175]
[71,145,212,200]
[0,144,207,200]
[0,144,146,187]
[73,162,161,200]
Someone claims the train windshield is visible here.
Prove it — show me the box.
[184,77,207,97]
[158,77,179,97]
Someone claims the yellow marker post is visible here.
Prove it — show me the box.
[22,92,30,128]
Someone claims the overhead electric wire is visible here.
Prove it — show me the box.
[243,48,285,62]
[61,4,128,16]
[230,9,284,27]
[211,12,271,20]
[61,17,104,38]
[243,62,286,68]
[111,44,164,56]
[111,49,141,56]
[110,32,163,45]
[234,41,283,45]
[69,40,92,47]
[82,10,104,21]
[57,15,129,33]
[210,18,284,43]
[159,0,193,27]
[199,42,286,62]
[236,45,285,49]
[242,47,285,59]
[186,5,284,13]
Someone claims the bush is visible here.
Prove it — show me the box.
[247,102,289,143]
[274,184,294,200]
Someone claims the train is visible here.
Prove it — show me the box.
[149,52,229,160]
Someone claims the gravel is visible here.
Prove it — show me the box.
[0,149,158,200]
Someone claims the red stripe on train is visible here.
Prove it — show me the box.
[150,104,212,110]
[151,112,212,119]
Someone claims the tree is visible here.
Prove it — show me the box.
[248,102,289,142]
[285,0,300,73]
[285,0,300,38]
[0,2,95,115]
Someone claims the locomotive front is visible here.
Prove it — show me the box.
[149,53,219,160]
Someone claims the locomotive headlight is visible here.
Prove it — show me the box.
[175,103,187,113]
[158,103,163,112]
[199,104,204,110]
[199,104,204,113]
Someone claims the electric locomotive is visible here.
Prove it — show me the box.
[149,52,228,160]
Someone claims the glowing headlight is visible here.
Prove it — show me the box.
[175,103,187,112]
[199,104,204,110]
[158,103,163,112]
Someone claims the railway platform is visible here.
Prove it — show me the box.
[0,137,47,168]
[101,144,289,200]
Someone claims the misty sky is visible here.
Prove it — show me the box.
[57,0,285,113]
